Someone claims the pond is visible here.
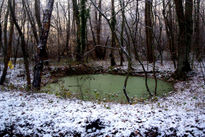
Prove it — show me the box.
[42,74,173,103]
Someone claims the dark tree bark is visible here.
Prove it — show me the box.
[185,0,194,62]
[80,0,87,59]
[119,0,125,66]
[145,0,154,63]
[194,0,201,60]
[0,2,14,85]
[72,0,81,61]
[154,14,163,65]
[110,0,116,66]
[0,0,5,54]
[72,0,88,62]
[96,0,102,46]
[3,7,9,55]
[58,1,71,57]
[33,0,54,90]
[22,0,39,44]
[89,15,97,46]
[65,0,71,54]
[56,2,63,62]
[14,37,20,66]
[35,0,42,35]
[94,0,105,60]
[8,0,31,88]
[0,23,2,54]
[174,0,193,79]
[162,0,177,68]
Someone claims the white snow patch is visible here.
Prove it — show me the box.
[0,61,205,136]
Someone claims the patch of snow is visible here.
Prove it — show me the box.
[0,61,205,136]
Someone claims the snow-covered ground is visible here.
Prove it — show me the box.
[0,61,205,136]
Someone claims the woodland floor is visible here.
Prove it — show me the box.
[0,60,205,137]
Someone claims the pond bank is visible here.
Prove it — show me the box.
[45,63,175,85]
[0,62,204,136]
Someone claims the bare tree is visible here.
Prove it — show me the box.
[64,0,71,55]
[0,1,14,85]
[110,0,117,66]
[33,0,55,90]
[56,2,63,61]
[8,0,31,88]
[194,0,201,60]
[3,6,9,57]
[80,0,88,61]
[94,0,106,60]
[0,0,5,54]
[174,0,193,79]
[72,0,88,62]
[72,0,81,61]
[145,0,154,63]
[119,0,125,66]
[22,0,39,44]
[162,0,177,68]
[35,0,42,35]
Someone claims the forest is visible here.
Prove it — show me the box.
[0,0,205,136]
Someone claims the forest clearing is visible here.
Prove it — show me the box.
[0,0,205,136]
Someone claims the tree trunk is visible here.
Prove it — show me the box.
[0,23,2,54]
[110,0,116,66]
[145,0,154,63]
[9,0,31,88]
[194,0,201,60]
[56,2,63,62]
[174,0,193,79]
[22,0,39,44]
[94,0,105,60]
[3,8,9,55]
[185,0,193,63]
[162,0,177,68]
[80,0,87,60]
[33,0,54,90]
[65,0,71,55]
[0,0,5,54]
[119,0,125,66]
[35,0,42,35]
[72,0,81,61]
[0,3,14,85]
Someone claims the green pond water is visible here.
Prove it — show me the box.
[42,74,173,103]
